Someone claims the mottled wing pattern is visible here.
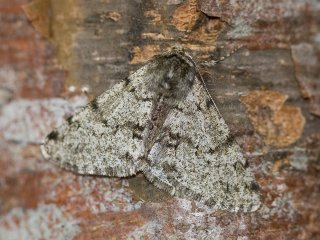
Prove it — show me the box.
[41,65,155,177]
[144,77,260,212]
[42,50,260,212]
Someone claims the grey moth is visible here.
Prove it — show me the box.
[41,49,260,212]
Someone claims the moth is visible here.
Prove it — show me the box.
[41,49,260,212]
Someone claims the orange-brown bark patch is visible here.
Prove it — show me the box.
[240,90,305,147]
[145,10,162,26]
[171,0,201,32]
[75,211,147,240]
[129,45,161,64]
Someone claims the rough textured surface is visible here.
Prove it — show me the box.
[42,51,260,212]
[0,0,319,239]
[0,204,80,240]
[0,96,87,144]
[291,43,320,117]
[240,90,305,147]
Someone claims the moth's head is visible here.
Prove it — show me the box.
[147,49,197,99]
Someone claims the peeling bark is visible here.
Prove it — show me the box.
[0,0,319,239]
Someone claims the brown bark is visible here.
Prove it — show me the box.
[0,0,319,239]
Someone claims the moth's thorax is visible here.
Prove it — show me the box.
[146,53,196,100]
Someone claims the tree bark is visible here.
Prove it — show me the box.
[0,0,319,239]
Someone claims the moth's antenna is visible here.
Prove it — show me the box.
[182,51,223,117]
[195,65,222,117]
[200,45,243,67]
[194,45,244,116]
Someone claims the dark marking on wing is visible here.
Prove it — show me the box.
[128,86,136,92]
[134,124,145,132]
[205,98,214,109]
[102,119,108,126]
[133,131,143,140]
[90,98,99,110]
[243,160,249,168]
[47,130,59,141]
[250,182,260,191]
[123,77,130,86]
[162,162,177,173]
[66,116,73,124]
